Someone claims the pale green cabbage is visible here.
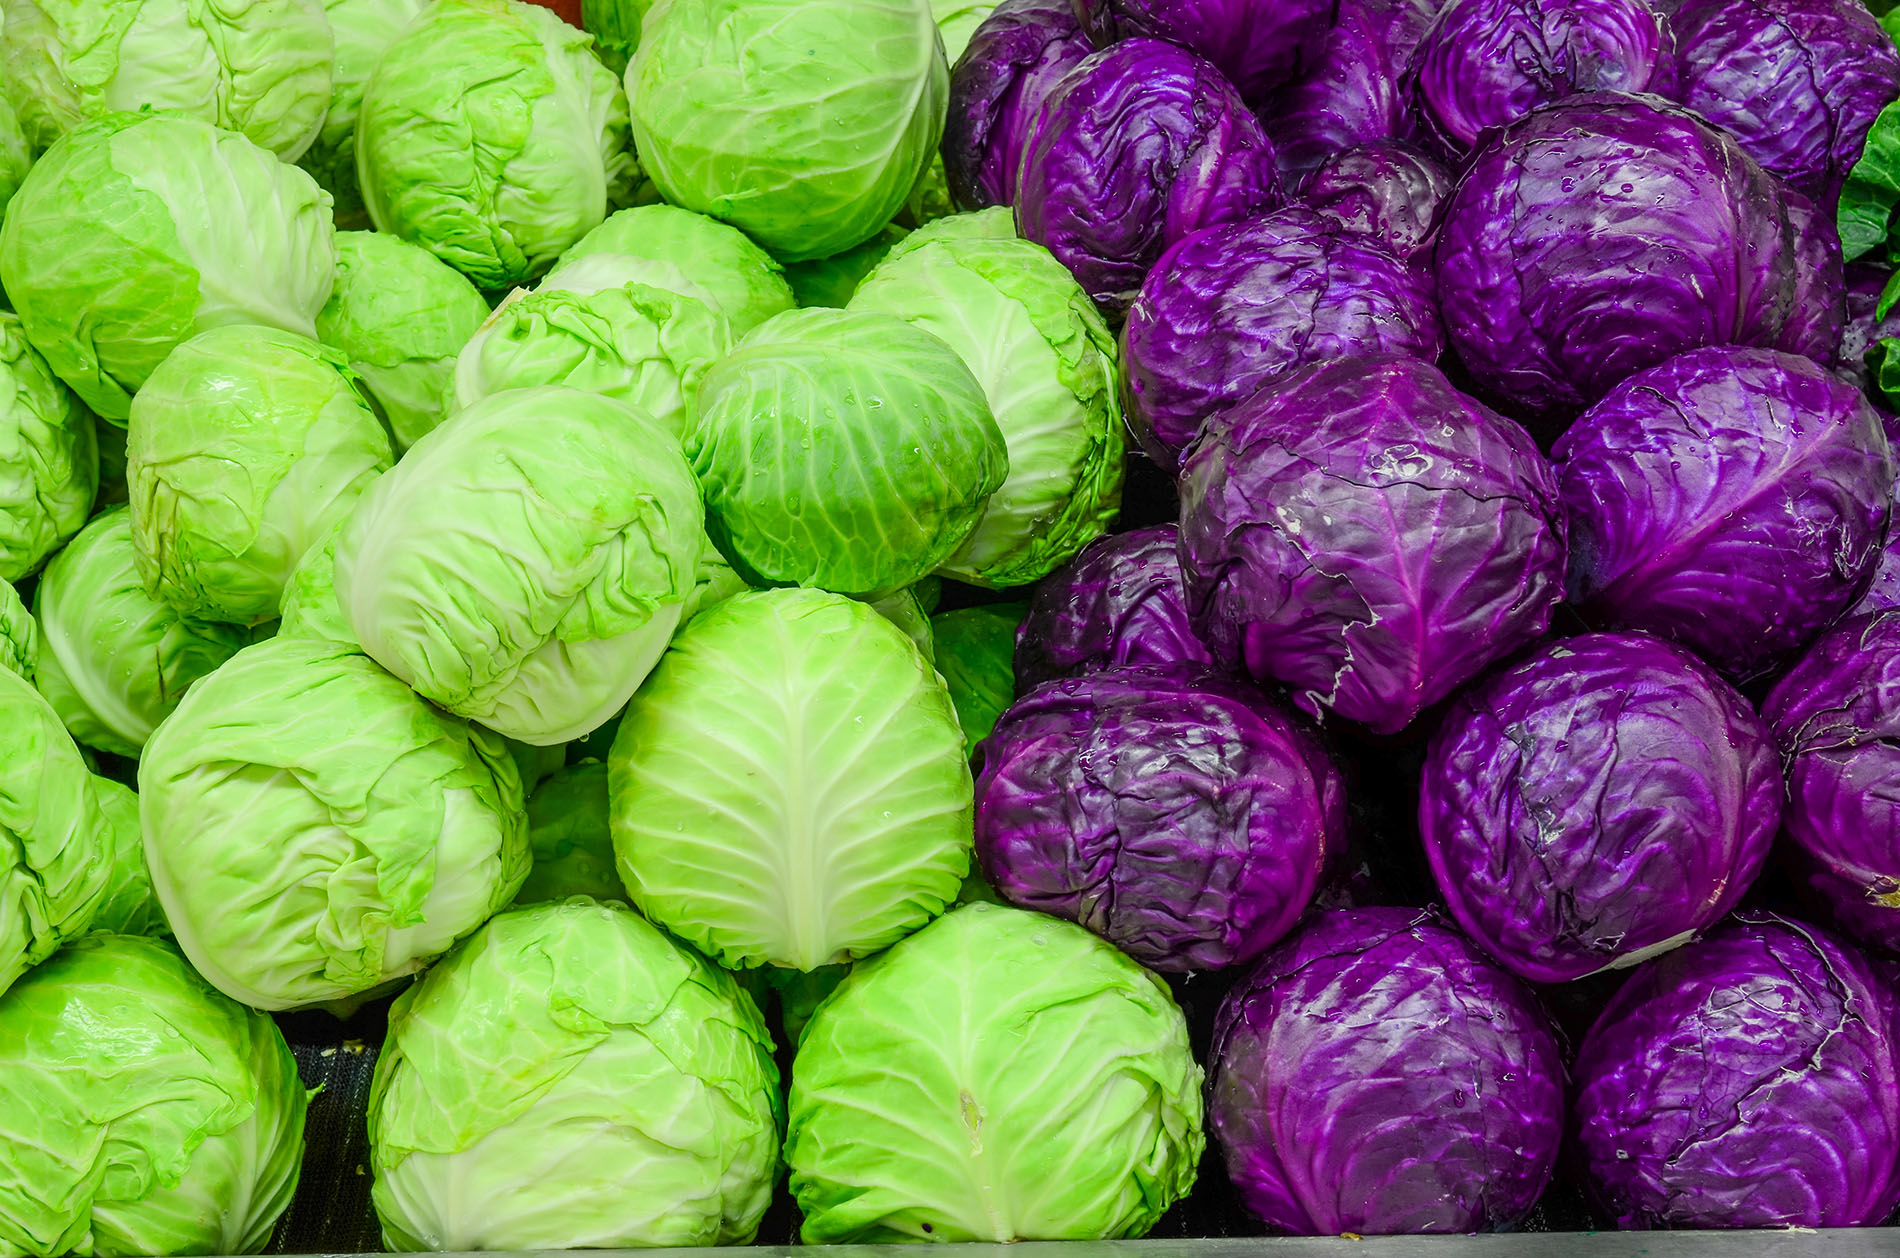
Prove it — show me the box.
[138,635,530,1011]
[0,112,337,423]
[850,208,1123,586]
[126,325,391,625]
[275,515,356,645]
[356,0,635,289]
[299,0,428,225]
[335,387,703,746]
[787,903,1204,1242]
[316,230,490,453]
[369,899,782,1250]
[513,763,621,906]
[1,0,335,159]
[89,776,168,937]
[610,587,973,971]
[552,204,795,336]
[628,0,948,261]
[784,224,910,309]
[0,935,305,1256]
[32,507,252,757]
[0,580,35,681]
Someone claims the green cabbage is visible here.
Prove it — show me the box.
[335,387,703,746]
[0,112,337,423]
[88,776,168,938]
[930,602,1023,749]
[126,325,392,624]
[552,204,795,336]
[369,899,782,1249]
[0,311,94,582]
[0,935,305,1257]
[138,636,530,1011]
[356,0,635,289]
[787,902,1204,1242]
[628,0,948,262]
[610,587,973,971]
[513,763,621,906]
[0,580,35,681]
[275,515,356,646]
[299,0,428,225]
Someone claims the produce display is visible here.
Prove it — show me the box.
[6,0,1900,1250]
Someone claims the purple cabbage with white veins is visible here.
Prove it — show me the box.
[1419,633,1781,985]
[1209,907,1565,1235]
[975,665,1345,971]
[1764,611,1900,952]
[1257,1,1406,187]
[943,0,1095,211]
[1122,207,1443,472]
[1301,140,1453,260]
[1178,354,1566,736]
[1068,0,1334,101]
[1556,346,1893,681]
[1408,0,1674,157]
[1670,0,1900,203]
[1436,93,1836,415]
[1574,914,1900,1229]
[1013,524,1217,689]
[1013,38,1282,314]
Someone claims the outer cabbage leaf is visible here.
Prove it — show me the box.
[849,208,1123,587]
[0,935,306,1257]
[512,763,621,906]
[356,0,635,290]
[32,507,252,758]
[610,588,973,971]
[276,516,356,646]
[1256,0,1406,185]
[0,669,109,994]
[628,0,947,262]
[1122,206,1443,473]
[337,387,702,746]
[1209,908,1564,1234]
[786,902,1203,1241]
[1574,914,1900,1228]
[1178,355,1567,735]
[941,0,1092,211]
[1300,141,1453,262]
[138,636,530,1011]
[1013,39,1281,313]
[901,0,997,226]
[316,231,490,454]
[580,0,652,75]
[784,225,909,310]
[368,900,781,1250]
[1555,346,1892,681]
[0,310,95,582]
[978,665,1345,971]
[1420,633,1781,983]
[688,308,1006,598]
[127,325,391,625]
[0,112,337,423]
[1763,611,1900,953]
[1013,524,1217,688]
[2,0,334,159]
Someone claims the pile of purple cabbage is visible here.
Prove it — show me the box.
[945,0,1900,1234]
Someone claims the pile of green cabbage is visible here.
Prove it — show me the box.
[0,0,1207,1251]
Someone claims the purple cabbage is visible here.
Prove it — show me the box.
[1013,524,1217,689]
[1301,140,1453,261]
[943,0,1095,211]
[1121,207,1444,473]
[1838,263,1900,390]
[1178,354,1566,736]
[1209,907,1565,1235]
[1257,1,1407,187]
[1419,633,1781,985]
[1783,187,1850,364]
[1556,346,1893,681]
[1764,611,1900,952]
[975,665,1345,971]
[1574,914,1900,1229]
[1436,92,1841,416]
[1856,413,1900,617]
[1068,0,1334,101]
[1670,0,1900,204]
[1013,38,1283,313]
[1408,0,1673,156]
